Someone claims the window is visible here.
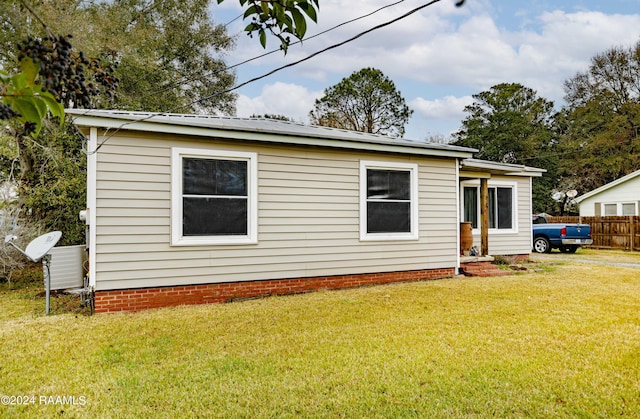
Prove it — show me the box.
[360,161,418,240]
[463,187,479,228]
[462,182,516,232]
[602,202,638,216]
[171,148,257,245]
[604,204,617,216]
[622,203,637,216]
[490,187,513,229]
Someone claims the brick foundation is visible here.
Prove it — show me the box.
[94,268,455,313]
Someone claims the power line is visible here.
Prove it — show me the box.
[80,0,445,154]
[179,0,443,111]
[136,0,408,103]
[223,13,244,28]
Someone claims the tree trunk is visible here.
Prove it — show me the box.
[15,135,34,181]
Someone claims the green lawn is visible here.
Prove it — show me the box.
[1,259,639,418]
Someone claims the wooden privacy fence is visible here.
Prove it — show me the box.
[546,216,640,251]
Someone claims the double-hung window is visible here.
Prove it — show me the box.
[462,182,516,232]
[360,161,419,241]
[171,148,257,245]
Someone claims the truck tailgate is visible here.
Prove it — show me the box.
[564,224,591,238]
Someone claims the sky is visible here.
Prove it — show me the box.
[209,0,640,141]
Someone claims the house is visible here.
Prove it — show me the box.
[575,169,640,216]
[68,110,543,313]
[458,159,545,255]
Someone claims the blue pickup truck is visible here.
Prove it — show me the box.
[532,214,593,253]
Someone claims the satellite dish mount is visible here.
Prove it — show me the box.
[4,231,62,315]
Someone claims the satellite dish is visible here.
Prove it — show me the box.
[23,231,62,262]
[552,191,564,201]
[5,231,62,263]
[566,189,578,198]
[4,231,62,315]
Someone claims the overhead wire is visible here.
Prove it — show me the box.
[79,0,446,154]
[135,0,408,103]
[177,0,443,111]
[223,12,244,28]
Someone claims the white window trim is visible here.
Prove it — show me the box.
[171,147,258,246]
[460,180,518,235]
[359,160,419,241]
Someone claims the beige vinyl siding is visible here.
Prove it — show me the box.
[92,132,459,291]
[470,176,532,255]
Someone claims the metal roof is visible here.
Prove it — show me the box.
[67,109,476,159]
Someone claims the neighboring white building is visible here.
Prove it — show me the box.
[68,110,543,313]
[575,170,640,216]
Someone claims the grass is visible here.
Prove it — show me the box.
[0,264,90,322]
[1,256,639,418]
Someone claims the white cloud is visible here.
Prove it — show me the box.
[235,82,322,123]
[411,95,473,120]
[225,1,640,135]
[226,0,466,76]
[406,95,474,139]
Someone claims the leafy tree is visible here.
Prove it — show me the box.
[13,120,87,246]
[309,68,413,138]
[452,83,555,163]
[0,58,64,137]
[0,118,86,248]
[1,0,237,114]
[0,0,237,245]
[0,4,115,246]
[451,83,557,212]
[0,27,114,245]
[557,41,640,195]
[107,0,236,113]
[564,41,640,112]
[222,0,319,52]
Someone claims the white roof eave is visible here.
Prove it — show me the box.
[461,158,545,177]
